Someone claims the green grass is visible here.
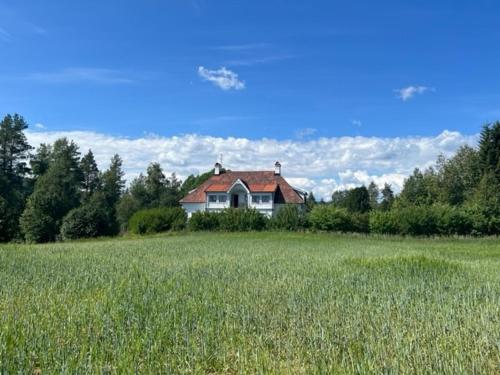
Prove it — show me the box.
[0,233,499,374]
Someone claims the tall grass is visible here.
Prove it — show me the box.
[0,233,498,373]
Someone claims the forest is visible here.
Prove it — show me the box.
[0,113,499,242]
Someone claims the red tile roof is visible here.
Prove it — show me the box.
[180,171,304,204]
[205,184,229,192]
[248,183,277,192]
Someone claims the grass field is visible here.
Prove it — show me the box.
[0,233,499,373]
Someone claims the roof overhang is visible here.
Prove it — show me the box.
[227,178,250,194]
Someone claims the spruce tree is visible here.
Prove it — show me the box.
[100,154,125,234]
[380,184,394,211]
[367,181,379,210]
[80,149,101,199]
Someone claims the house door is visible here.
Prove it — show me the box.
[232,194,239,208]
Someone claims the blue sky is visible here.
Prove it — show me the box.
[2,0,499,139]
[0,1,497,198]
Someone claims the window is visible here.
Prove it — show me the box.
[208,195,217,203]
[252,195,261,204]
[218,195,227,203]
[261,195,270,203]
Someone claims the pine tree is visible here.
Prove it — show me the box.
[102,154,125,207]
[99,154,125,235]
[30,143,52,179]
[367,181,379,210]
[305,191,317,212]
[478,122,500,179]
[380,183,394,211]
[162,172,182,207]
[0,114,33,241]
[0,114,32,182]
[80,150,101,199]
[145,162,166,206]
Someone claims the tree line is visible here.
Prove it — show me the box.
[0,113,499,242]
[0,114,214,242]
[301,122,500,235]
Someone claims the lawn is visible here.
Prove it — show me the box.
[0,233,499,373]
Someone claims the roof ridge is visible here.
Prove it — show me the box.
[226,170,274,173]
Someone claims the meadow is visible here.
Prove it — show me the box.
[0,233,499,374]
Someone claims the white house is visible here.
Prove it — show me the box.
[180,162,306,218]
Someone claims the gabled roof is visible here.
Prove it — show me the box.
[180,171,304,204]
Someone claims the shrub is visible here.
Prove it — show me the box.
[20,208,55,243]
[116,194,141,231]
[128,207,186,235]
[371,205,480,236]
[188,211,221,231]
[188,209,268,232]
[392,206,439,236]
[308,205,354,232]
[269,204,306,231]
[434,205,474,235]
[350,212,370,233]
[60,193,119,240]
[218,208,268,232]
[369,210,400,234]
[463,205,498,236]
[60,204,110,240]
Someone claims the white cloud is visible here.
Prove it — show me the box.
[34,123,46,129]
[395,85,433,101]
[198,66,245,90]
[25,130,477,201]
[26,68,133,84]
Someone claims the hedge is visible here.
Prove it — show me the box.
[370,205,480,236]
[189,208,268,232]
[128,207,186,235]
[268,204,307,231]
[308,205,354,232]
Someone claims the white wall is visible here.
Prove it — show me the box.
[248,193,273,210]
[181,203,205,218]
[206,193,230,210]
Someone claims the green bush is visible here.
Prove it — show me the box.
[188,209,267,232]
[308,205,354,232]
[369,210,400,234]
[129,207,186,235]
[370,205,477,236]
[463,205,498,236]
[60,203,111,240]
[399,206,439,236]
[350,212,370,233]
[434,205,474,235]
[218,208,268,231]
[269,204,306,231]
[20,208,55,243]
[188,211,221,231]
